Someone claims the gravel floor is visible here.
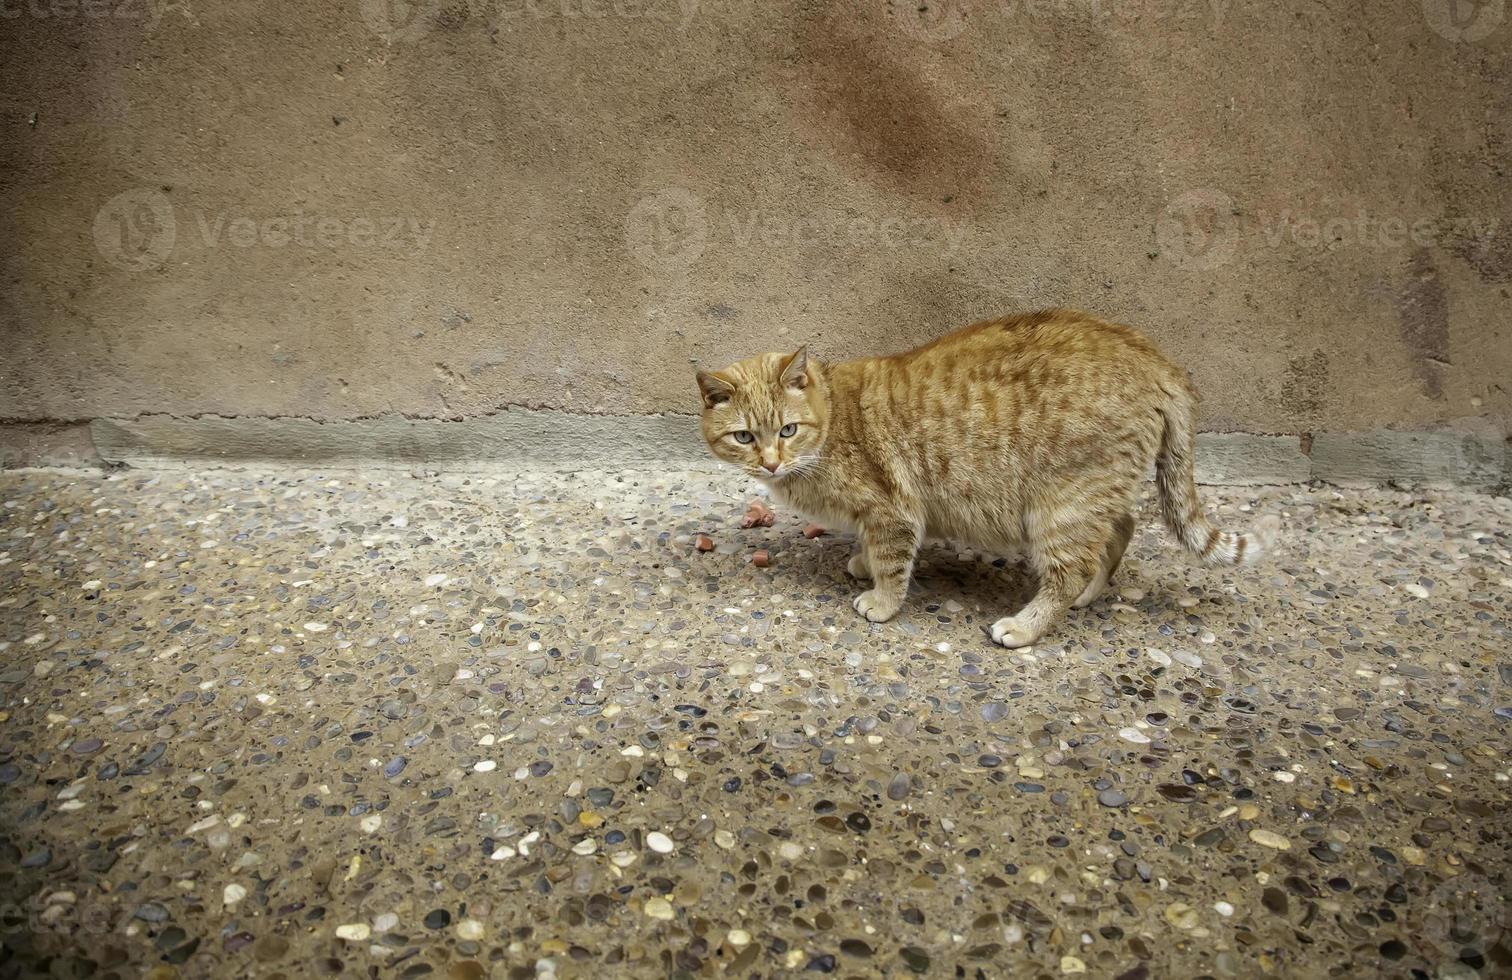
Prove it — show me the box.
[0,467,1509,980]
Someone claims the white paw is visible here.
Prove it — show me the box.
[1072,569,1110,609]
[989,614,1041,648]
[853,589,900,623]
[846,553,871,579]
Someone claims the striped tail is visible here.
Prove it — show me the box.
[1155,395,1279,566]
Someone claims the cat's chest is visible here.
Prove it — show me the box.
[765,480,859,534]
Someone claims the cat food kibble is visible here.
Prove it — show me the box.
[740,499,775,528]
[695,534,714,552]
[802,523,826,538]
[751,549,770,567]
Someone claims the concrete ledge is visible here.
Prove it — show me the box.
[0,414,1488,493]
[1193,433,1311,486]
[0,423,102,470]
[92,411,709,471]
[1310,429,1507,491]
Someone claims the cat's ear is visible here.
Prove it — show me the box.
[696,370,735,408]
[779,346,810,390]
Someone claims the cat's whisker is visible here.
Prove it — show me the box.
[788,453,830,473]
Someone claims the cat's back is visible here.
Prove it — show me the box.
[889,308,1179,387]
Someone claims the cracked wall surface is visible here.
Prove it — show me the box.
[1,0,1509,440]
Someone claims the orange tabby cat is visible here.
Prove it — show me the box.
[696,309,1278,647]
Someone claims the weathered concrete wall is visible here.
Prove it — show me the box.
[2,0,1509,452]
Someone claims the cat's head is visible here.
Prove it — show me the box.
[696,347,828,481]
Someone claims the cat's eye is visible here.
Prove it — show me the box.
[779,423,798,438]
[732,430,755,444]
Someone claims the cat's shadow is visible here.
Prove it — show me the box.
[910,544,1039,616]
[802,536,1038,618]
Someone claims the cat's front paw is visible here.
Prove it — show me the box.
[989,614,1041,649]
[853,589,901,623]
[846,553,871,579]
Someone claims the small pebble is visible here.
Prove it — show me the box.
[1249,829,1292,850]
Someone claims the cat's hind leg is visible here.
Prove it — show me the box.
[846,551,871,579]
[1073,512,1135,608]
[990,530,1103,648]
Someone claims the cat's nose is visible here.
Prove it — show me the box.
[762,460,780,472]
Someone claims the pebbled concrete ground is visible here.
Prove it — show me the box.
[0,468,1508,979]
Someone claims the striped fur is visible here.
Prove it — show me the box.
[1157,393,1281,566]
[697,309,1279,648]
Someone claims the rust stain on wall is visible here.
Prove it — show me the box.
[1396,248,1450,400]
[792,5,997,207]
